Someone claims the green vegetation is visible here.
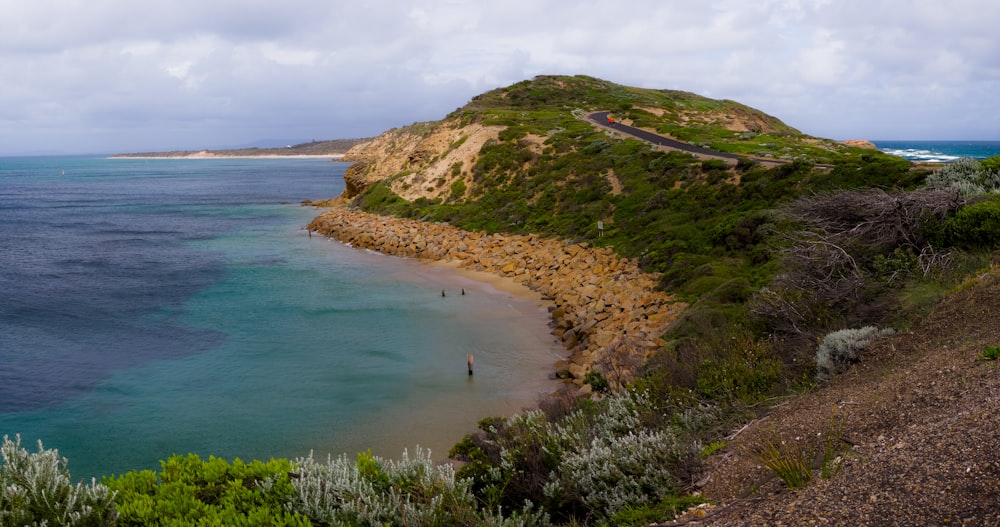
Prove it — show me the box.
[105,454,308,526]
[747,407,847,488]
[979,344,1000,361]
[449,390,699,525]
[1,435,117,527]
[815,327,896,380]
[926,157,1000,195]
[7,76,1000,525]
[748,429,813,489]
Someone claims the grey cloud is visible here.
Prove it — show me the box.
[1,0,998,154]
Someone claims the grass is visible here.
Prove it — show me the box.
[979,344,1000,361]
[748,407,848,489]
[747,428,813,489]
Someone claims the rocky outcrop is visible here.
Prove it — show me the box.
[841,139,878,150]
[308,206,685,389]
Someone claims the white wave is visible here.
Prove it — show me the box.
[880,148,961,162]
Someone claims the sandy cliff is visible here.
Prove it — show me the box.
[340,119,505,201]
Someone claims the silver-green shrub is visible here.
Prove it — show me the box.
[0,435,117,527]
[280,446,547,527]
[816,326,895,380]
[543,391,687,516]
[554,428,684,514]
[925,157,1000,196]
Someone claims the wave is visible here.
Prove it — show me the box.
[875,141,1000,163]
[879,148,963,163]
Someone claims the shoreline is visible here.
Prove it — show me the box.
[307,204,686,392]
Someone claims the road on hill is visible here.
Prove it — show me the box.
[588,111,787,167]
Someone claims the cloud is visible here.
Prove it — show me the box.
[1,0,998,154]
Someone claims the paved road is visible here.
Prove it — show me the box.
[589,111,750,164]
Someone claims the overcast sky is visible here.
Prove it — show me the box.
[1,0,998,155]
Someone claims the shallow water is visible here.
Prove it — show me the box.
[0,157,562,478]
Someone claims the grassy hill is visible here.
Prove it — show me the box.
[342,75,933,371]
[332,75,1000,521]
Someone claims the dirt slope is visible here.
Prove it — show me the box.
[672,267,1000,526]
[338,119,505,200]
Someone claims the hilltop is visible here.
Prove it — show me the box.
[337,75,878,204]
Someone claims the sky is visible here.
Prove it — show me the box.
[1,0,998,155]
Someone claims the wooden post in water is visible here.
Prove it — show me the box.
[467,354,474,376]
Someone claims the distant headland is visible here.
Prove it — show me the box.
[109,138,370,159]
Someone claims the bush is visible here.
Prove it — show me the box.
[107,454,307,526]
[1,435,117,527]
[280,448,547,527]
[815,326,895,380]
[695,338,782,404]
[945,198,1000,249]
[453,391,696,523]
[926,157,1000,196]
[550,429,685,516]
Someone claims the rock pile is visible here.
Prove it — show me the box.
[308,206,685,391]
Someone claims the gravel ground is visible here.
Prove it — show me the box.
[661,268,1000,526]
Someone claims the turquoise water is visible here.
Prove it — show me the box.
[0,157,562,479]
[874,140,1000,162]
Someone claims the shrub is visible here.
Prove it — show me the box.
[549,429,686,516]
[945,198,1000,249]
[449,178,468,201]
[453,391,695,523]
[1,435,117,527]
[926,157,1000,196]
[107,454,307,526]
[695,338,782,404]
[280,447,546,527]
[815,326,895,380]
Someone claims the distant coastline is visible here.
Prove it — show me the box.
[110,152,345,160]
[109,138,368,160]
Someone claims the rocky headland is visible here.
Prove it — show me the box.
[308,205,686,391]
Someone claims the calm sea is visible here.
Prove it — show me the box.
[0,156,562,479]
[874,140,1000,163]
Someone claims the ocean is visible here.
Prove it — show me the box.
[0,156,562,479]
[874,140,1000,163]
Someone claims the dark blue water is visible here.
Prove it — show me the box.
[0,156,560,479]
[874,140,1000,162]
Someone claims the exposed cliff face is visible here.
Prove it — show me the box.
[339,119,504,200]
